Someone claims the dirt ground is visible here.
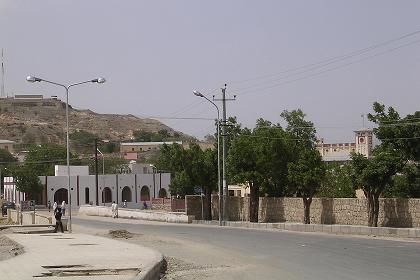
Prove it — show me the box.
[102,229,240,280]
[0,235,24,261]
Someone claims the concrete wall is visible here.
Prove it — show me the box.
[187,196,420,228]
[8,209,52,225]
[79,205,194,223]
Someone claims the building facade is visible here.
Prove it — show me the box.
[316,128,373,162]
[0,140,15,154]
[3,173,171,208]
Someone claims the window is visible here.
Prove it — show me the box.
[132,148,134,151]
[229,190,235,196]
[85,188,90,204]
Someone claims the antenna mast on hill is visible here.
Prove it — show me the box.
[1,48,5,98]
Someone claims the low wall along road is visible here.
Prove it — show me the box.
[79,205,194,223]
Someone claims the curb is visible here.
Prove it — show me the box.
[0,224,52,230]
[135,253,164,280]
[192,220,420,238]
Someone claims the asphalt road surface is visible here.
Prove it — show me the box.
[73,216,420,280]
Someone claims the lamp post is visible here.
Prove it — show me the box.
[26,75,105,233]
[193,90,222,226]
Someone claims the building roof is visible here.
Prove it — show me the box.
[121,141,182,146]
[0,140,15,144]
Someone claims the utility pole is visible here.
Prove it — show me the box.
[95,139,99,205]
[214,84,235,223]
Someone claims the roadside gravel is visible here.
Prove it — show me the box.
[0,235,24,261]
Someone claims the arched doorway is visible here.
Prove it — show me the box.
[158,188,167,198]
[102,187,112,203]
[122,186,132,202]
[140,186,150,201]
[54,188,68,204]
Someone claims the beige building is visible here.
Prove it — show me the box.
[0,140,15,154]
[228,184,250,197]
[316,128,373,162]
[120,141,182,153]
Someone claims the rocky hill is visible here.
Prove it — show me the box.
[0,96,180,146]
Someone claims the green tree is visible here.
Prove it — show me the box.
[81,157,130,174]
[288,148,326,224]
[350,147,403,227]
[13,166,43,200]
[155,143,217,220]
[317,164,355,198]
[0,149,17,163]
[368,102,419,161]
[228,128,261,222]
[228,120,291,222]
[24,144,79,176]
[367,102,419,199]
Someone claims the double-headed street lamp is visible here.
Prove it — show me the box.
[26,75,105,233]
[193,90,222,226]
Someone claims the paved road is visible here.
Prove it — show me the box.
[73,216,420,280]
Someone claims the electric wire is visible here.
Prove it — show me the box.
[233,38,420,96]
[229,29,420,86]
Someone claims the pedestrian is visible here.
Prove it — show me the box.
[61,201,66,216]
[47,200,51,212]
[53,202,57,214]
[123,200,127,208]
[53,207,64,233]
[111,201,118,218]
[143,201,147,210]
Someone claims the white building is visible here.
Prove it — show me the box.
[3,165,171,208]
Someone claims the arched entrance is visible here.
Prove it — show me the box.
[102,187,112,203]
[158,188,167,198]
[122,186,132,202]
[140,186,150,201]
[54,188,68,204]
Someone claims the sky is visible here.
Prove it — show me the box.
[1,0,419,143]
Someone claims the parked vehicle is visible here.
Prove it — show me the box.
[1,202,16,216]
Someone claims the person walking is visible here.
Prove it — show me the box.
[53,202,57,214]
[53,207,64,233]
[111,201,118,218]
[47,201,51,212]
[61,201,66,216]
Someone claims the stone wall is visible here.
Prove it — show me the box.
[186,196,420,228]
[185,195,203,218]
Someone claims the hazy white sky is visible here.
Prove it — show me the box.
[1,0,419,142]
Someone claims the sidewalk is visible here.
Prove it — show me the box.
[0,231,163,280]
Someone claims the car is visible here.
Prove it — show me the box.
[1,202,16,216]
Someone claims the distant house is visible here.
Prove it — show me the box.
[316,128,373,163]
[120,141,182,159]
[0,140,15,154]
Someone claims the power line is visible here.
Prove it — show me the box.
[229,29,420,86]
[233,38,420,96]
[234,133,420,142]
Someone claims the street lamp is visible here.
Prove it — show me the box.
[193,90,222,226]
[26,75,105,233]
